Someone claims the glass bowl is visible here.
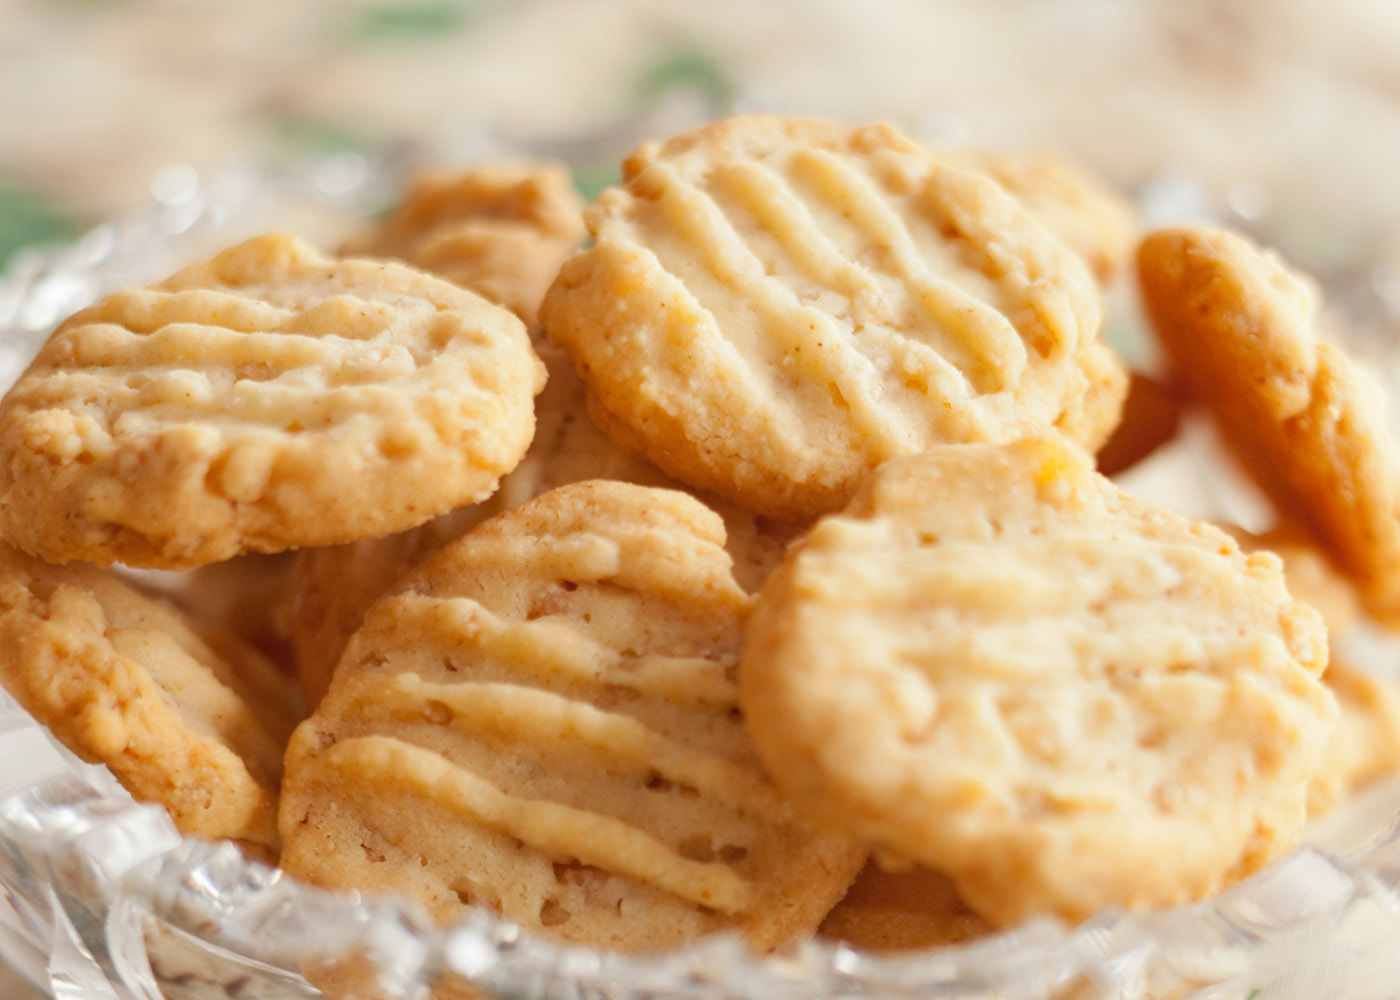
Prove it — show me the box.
[2,130,1400,1000]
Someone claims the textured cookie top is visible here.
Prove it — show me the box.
[280,481,863,952]
[1138,225,1400,625]
[0,233,544,568]
[542,115,1124,520]
[0,544,296,855]
[341,163,585,328]
[740,438,1336,926]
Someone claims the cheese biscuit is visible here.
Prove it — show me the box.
[280,481,863,951]
[542,115,1125,520]
[741,438,1336,925]
[0,233,544,569]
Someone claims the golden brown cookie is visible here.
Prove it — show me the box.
[939,148,1137,283]
[0,543,297,856]
[1095,371,1184,477]
[286,345,800,709]
[341,163,585,328]
[818,861,991,953]
[741,437,1336,926]
[280,481,864,952]
[542,114,1126,520]
[1137,225,1400,625]
[0,233,544,569]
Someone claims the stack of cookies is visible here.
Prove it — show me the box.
[0,114,1396,963]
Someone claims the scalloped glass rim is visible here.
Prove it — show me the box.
[1,140,1400,1000]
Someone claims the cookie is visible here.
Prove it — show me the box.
[541,114,1126,520]
[818,861,990,953]
[1308,657,1400,816]
[0,232,544,569]
[287,345,800,708]
[1223,526,1400,816]
[1095,371,1184,477]
[341,163,585,328]
[741,437,1336,926]
[939,148,1137,283]
[1137,225,1400,625]
[280,481,864,952]
[0,543,297,856]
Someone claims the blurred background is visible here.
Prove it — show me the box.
[6,0,1400,304]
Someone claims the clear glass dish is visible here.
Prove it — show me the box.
[2,130,1400,1000]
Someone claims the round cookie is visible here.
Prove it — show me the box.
[341,163,585,330]
[1137,225,1400,625]
[0,232,544,569]
[0,543,297,857]
[279,481,864,952]
[286,345,801,709]
[541,114,1126,520]
[740,437,1337,926]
